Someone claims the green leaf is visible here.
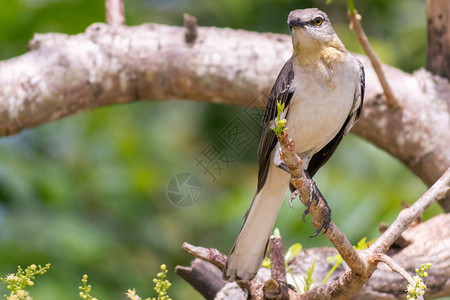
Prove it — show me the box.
[347,0,355,14]
[271,100,288,136]
[302,260,317,293]
[356,237,367,249]
[355,237,376,251]
[284,243,302,262]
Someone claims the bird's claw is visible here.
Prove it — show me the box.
[310,201,331,237]
[300,176,332,237]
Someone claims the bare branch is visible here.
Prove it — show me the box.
[0,23,449,211]
[105,0,125,27]
[348,10,398,108]
[181,242,227,271]
[371,166,450,254]
[275,132,450,299]
[371,253,415,288]
[379,222,411,249]
[186,207,450,299]
[175,258,226,300]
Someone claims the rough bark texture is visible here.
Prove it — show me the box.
[1,8,449,299]
[216,214,450,300]
[0,22,448,211]
[175,258,226,300]
[427,0,450,80]
[180,167,449,299]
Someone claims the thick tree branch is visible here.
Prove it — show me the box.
[0,23,448,211]
[179,136,449,299]
[272,127,448,299]
[187,213,450,299]
[300,166,450,299]
[285,212,450,300]
[175,258,226,300]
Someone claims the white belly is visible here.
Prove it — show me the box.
[286,59,358,157]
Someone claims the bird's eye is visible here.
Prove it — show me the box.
[313,17,323,26]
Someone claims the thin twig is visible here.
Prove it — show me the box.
[181,242,227,271]
[379,222,411,248]
[178,167,449,299]
[371,253,415,286]
[349,10,398,108]
[371,166,450,254]
[184,13,198,44]
[105,0,125,27]
[277,131,367,276]
[370,254,424,300]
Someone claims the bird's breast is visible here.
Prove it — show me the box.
[286,58,358,157]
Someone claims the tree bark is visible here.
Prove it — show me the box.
[426,0,450,80]
[215,214,450,300]
[0,23,448,211]
[175,258,226,300]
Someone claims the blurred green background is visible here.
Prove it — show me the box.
[0,0,444,299]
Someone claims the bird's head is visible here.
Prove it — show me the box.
[287,8,344,56]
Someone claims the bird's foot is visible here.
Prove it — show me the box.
[311,198,331,238]
[300,176,332,237]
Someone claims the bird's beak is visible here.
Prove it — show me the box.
[288,19,305,28]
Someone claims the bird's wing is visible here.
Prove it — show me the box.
[306,60,365,177]
[257,57,295,193]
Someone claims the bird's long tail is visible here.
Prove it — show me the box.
[223,165,289,281]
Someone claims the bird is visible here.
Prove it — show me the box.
[223,8,365,281]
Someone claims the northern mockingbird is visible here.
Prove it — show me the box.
[224,8,365,281]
